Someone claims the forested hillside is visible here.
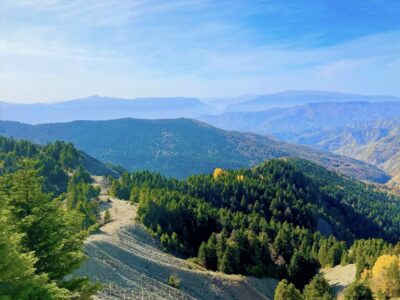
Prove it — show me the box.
[109,158,400,294]
[0,119,390,182]
[0,136,114,298]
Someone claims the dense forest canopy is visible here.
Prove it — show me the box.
[110,158,400,291]
[0,137,81,195]
[111,158,400,243]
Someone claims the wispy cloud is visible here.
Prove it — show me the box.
[1,0,399,102]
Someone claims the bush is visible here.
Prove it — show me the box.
[103,209,111,224]
[167,274,180,289]
[343,282,373,300]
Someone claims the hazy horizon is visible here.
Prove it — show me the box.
[2,89,400,105]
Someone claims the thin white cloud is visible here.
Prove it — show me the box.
[1,1,400,102]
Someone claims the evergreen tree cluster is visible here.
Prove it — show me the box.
[274,274,335,300]
[0,137,100,298]
[0,162,98,298]
[0,136,81,195]
[110,160,396,289]
[67,166,100,229]
[289,159,400,242]
[347,239,395,279]
[107,158,400,290]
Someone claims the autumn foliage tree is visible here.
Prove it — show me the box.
[370,254,400,298]
[213,168,225,179]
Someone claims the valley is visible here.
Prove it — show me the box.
[0,115,399,299]
[199,101,400,188]
[3,1,400,298]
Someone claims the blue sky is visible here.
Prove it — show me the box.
[1,0,400,103]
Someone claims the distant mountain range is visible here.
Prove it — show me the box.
[200,101,400,136]
[225,90,400,112]
[289,119,400,179]
[0,95,214,124]
[200,102,400,184]
[0,118,389,182]
[2,91,400,124]
[201,94,259,110]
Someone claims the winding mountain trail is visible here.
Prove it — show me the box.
[76,176,277,300]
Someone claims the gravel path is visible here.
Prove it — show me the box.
[76,176,277,300]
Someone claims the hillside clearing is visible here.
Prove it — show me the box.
[322,264,356,298]
[76,176,277,299]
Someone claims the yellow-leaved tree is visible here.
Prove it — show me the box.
[213,168,225,179]
[236,174,245,182]
[371,254,400,298]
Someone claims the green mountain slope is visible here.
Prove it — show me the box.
[109,158,400,291]
[0,119,390,183]
[113,158,400,243]
[0,135,118,194]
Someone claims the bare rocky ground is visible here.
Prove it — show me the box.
[76,176,277,300]
[321,264,356,299]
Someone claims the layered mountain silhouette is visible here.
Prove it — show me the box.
[0,95,214,123]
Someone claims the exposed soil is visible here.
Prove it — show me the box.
[322,264,356,298]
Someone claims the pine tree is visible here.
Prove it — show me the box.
[216,231,227,265]
[273,228,292,261]
[0,197,69,299]
[288,251,318,289]
[343,282,373,300]
[219,241,240,274]
[274,279,303,300]
[303,275,334,300]
[1,161,93,295]
[204,233,218,270]
[198,242,208,267]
